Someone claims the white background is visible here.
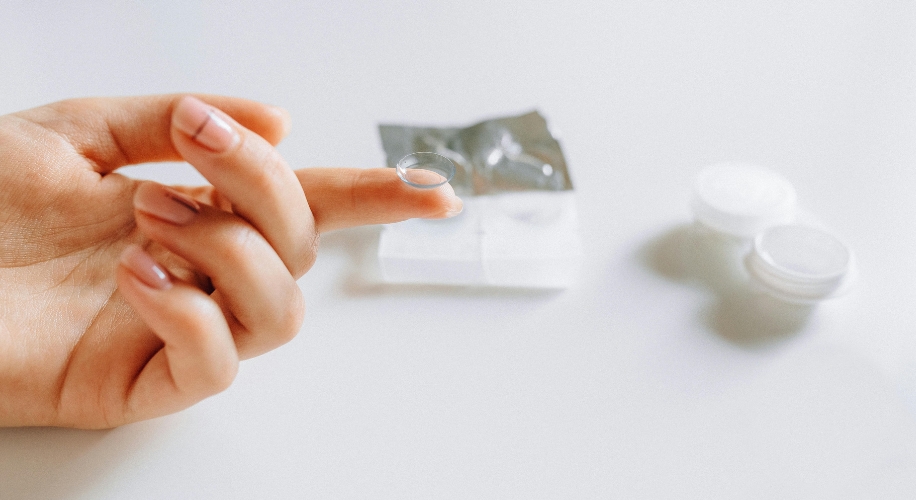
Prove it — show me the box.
[2,1,916,498]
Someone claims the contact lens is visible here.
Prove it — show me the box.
[396,152,456,189]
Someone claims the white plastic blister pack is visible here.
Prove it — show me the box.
[379,191,581,288]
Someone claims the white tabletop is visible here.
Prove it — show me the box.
[2,1,916,498]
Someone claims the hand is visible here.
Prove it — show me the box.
[0,94,462,428]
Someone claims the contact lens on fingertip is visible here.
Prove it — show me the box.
[396,152,456,189]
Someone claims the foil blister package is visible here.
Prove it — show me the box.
[377,110,582,288]
[380,111,573,195]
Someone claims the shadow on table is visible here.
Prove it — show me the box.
[0,422,156,499]
[640,223,814,347]
[318,225,562,300]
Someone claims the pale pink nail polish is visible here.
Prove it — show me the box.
[120,245,172,290]
[135,183,199,225]
[173,96,239,152]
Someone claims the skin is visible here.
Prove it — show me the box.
[0,94,461,429]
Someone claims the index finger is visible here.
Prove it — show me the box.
[296,167,464,233]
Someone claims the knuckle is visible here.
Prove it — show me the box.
[274,285,305,345]
[47,97,89,117]
[350,169,370,211]
[216,221,264,269]
[173,293,221,333]
[240,141,286,192]
[293,230,320,277]
[175,298,238,394]
[203,359,238,395]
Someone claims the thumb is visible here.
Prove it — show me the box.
[14,93,291,174]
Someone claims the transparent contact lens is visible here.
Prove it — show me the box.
[396,152,456,189]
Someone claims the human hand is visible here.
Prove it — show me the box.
[0,94,462,428]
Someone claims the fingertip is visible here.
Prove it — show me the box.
[119,244,173,290]
[384,167,462,219]
[439,195,464,218]
[172,96,240,153]
[403,175,463,219]
[429,182,463,219]
[172,95,209,137]
[264,105,291,142]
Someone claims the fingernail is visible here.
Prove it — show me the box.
[444,196,463,218]
[267,104,292,136]
[173,96,239,152]
[436,182,463,218]
[135,183,199,225]
[120,245,172,290]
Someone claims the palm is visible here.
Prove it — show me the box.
[0,112,212,427]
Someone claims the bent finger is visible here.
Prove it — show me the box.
[296,167,464,233]
[133,182,305,359]
[116,245,239,422]
[170,95,315,277]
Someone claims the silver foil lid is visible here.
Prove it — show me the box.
[379,110,572,196]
